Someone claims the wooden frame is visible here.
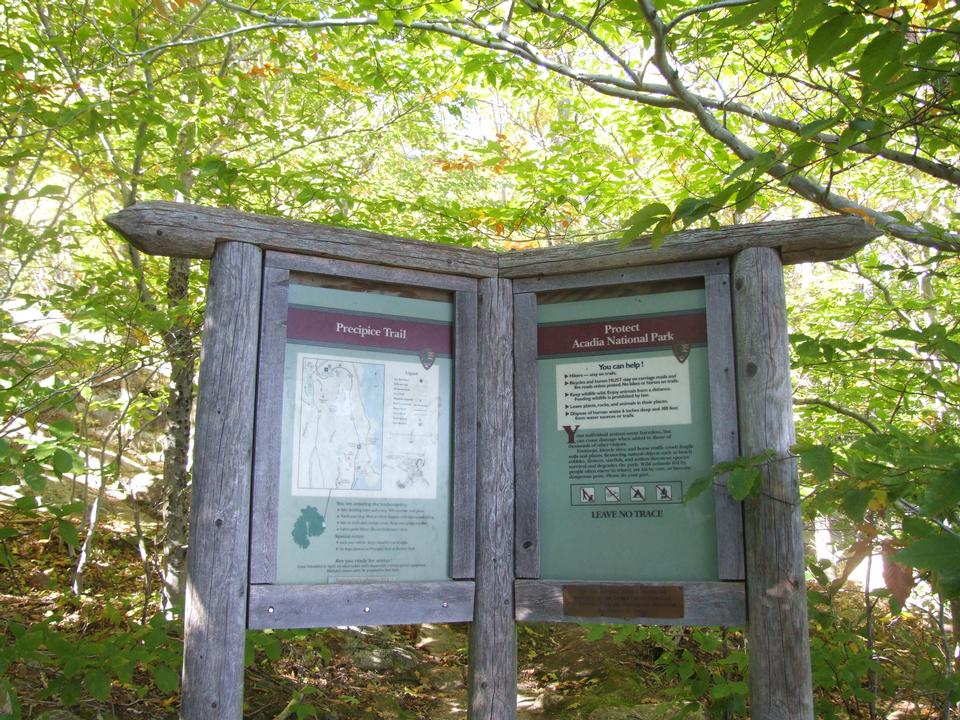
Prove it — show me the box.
[104,201,863,720]
[512,259,745,626]
[247,251,479,629]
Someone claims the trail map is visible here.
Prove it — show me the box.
[291,353,439,500]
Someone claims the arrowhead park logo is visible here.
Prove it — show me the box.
[419,348,437,370]
[672,341,691,364]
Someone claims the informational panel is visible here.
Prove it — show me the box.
[536,283,719,581]
[274,282,454,584]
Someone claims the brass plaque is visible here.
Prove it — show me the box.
[562,584,685,619]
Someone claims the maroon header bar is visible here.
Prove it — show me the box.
[287,307,453,355]
[538,311,707,357]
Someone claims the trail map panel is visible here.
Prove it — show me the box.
[537,285,719,581]
[275,283,454,584]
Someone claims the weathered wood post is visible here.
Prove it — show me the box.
[181,241,263,719]
[469,277,517,719]
[732,247,814,720]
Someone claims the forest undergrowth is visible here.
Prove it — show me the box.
[0,512,951,719]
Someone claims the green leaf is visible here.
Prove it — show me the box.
[35,184,65,198]
[52,448,73,477]
[31,444,56,461]
[58,519,79,549]
[922,470,960,516]
[726,151,777,181]
[841,487,872,520]
[896,534,960,573]
[797,444,834,483]
[23,462,46,493]
[734,180,762,213]
[936,338,960,363]
[807,14,852,68]
[711,680,749,699]
[622,202,672,241]
[0,679,20,718]
[152,664,180,694]
[13,495,39,512]
[45,630,75,658]
[112,658,135,686]
[798,116,839,139]
[260,633,282,662]
[684,474,715,504]
[293,702,319,720]
[650,217,673,249]
[84,668,111,701]
[613,624,635,644]
[881,326,923,342]
[785,140,820,172]
[405,5,427,21]
[728,466,761,500]
[858,30,903,84]
[624,202,671,228]
[56,647,83,675]
[584,624,607,641]
[0,45,25,70]
[59,679,81,706]
[377,10,396,30]
[197,156,229,177]
[48,419,75,439]
[835,118,875,151]
[914,31,951,65]
[53,500,85,517]
[673,196,717,225]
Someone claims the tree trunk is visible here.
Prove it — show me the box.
[160,256,196,614]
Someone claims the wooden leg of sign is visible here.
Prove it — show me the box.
[732,247,814,720]
[469,277,517,720]
[181,241,263,719]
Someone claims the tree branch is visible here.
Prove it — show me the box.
[519,0,645,88]
[501,0,516,34]
[636,0,960,251]
[896,499,959,538]
[794,397,881,434]
[664,0,760,33]
[827,260,915,329]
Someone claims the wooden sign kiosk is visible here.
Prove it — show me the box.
[106,202,878,720]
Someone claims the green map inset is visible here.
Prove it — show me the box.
[291,506,326,550]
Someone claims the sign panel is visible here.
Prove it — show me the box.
[537,285,719,581]
[274,282,454,584]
